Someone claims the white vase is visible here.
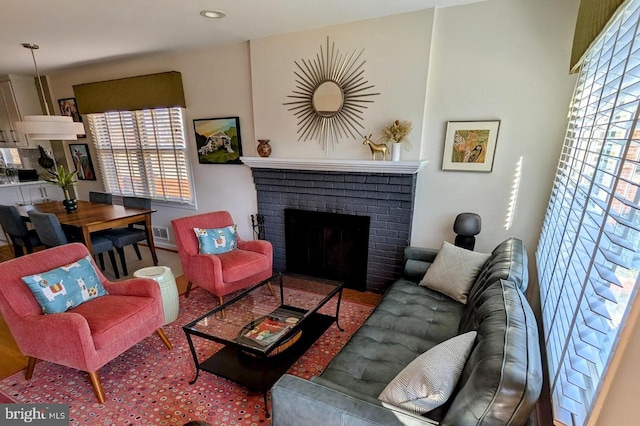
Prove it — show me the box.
[391,143,401,161]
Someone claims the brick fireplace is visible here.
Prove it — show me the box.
[242,158,424,293]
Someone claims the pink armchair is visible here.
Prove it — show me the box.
[171,211,273,303]
[0,243,172,403]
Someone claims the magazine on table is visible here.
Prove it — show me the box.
[243,317,290,346]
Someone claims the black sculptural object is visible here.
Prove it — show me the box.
[453,212,481,251]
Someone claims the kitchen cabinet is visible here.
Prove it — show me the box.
[20,182,62,204]
[0,183,24,206]
[0,75,44,148]
[0,181,62,206]
[0,83,17,145]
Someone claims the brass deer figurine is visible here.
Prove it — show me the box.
[363,134,387,161]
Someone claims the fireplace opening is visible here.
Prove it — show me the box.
[285,209,370,291]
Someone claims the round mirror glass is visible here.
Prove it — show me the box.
[313,81,343,117]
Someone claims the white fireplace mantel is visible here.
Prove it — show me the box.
[239,157,427,174]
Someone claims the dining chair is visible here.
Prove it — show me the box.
[101,196,152,276]
[0,205,44,257]
[27,210,120,279]
[0,242,172,403]
[89,191,113,204]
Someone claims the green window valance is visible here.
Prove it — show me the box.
[571,0,626,73]
[73,71,186,114]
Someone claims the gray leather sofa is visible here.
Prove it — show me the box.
[271,238,542,425]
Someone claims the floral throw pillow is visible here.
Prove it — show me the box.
[22,255,109,314]
[194,225,238,254]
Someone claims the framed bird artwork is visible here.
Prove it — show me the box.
[442,120,500,172]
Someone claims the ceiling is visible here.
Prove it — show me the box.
[0,0,484,76]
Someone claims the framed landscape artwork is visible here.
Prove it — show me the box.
[442,120,500,172]
[193,116,243,164]
[68,143,96,180]
[58,97,85,138]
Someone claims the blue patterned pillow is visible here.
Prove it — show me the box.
[194,225,238,254]
[22,254,109,314]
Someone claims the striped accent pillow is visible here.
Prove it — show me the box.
[378,331,477,414]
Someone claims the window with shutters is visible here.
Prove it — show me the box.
[537,1,640,424]
[87,107,194,205]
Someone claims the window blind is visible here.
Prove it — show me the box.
[88,107,194,205]
[537,1,640,424]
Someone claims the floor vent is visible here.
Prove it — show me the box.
[152,226,169,241]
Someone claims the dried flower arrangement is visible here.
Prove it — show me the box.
[381,119,413,150]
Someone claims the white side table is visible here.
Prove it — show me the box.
[133,266,179,324]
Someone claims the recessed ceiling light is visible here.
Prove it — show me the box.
[200,10,226,19]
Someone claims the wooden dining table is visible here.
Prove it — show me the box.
[19,200,158,265]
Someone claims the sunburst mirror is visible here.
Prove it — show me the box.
[284,37,380,150]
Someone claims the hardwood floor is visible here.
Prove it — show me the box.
[0,244,29,380]
[0,310,28,380]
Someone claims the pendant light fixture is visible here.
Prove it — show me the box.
[14,43,85,140]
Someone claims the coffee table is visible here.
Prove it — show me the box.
[182,272,344,416]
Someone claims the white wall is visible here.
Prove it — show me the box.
[415,0,579,257]
[48,42,259,243]
[250,10,434,160]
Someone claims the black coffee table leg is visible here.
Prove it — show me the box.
[260,362,271,417]
[263,391,270,418]
[335,288,344,332]
[185,333,201,385]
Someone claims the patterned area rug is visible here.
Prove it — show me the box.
[0,287,374,425]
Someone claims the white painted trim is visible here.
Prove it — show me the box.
[239,157,427,174]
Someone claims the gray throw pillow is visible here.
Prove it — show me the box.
[378,331,477,414]
[419,241,490,303]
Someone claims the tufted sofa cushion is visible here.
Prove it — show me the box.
[318,279,464,398]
